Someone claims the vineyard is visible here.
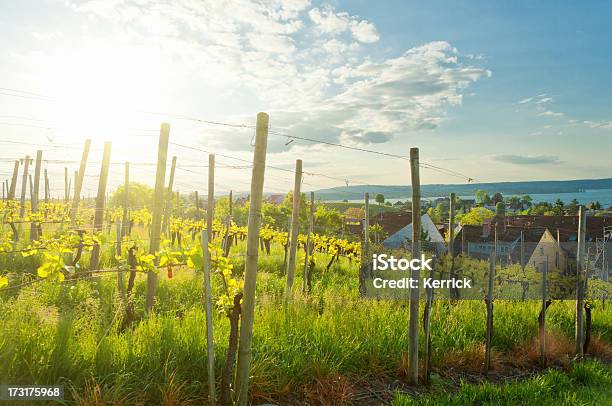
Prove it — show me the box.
[1,113,611,405]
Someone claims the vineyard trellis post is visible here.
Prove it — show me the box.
[122,162,129,237]
[540,258,548,366]
[285,159,302,296]
[449,192,458,300]
[162,156,177,235]
[116,216,124,299]
[485,252,495,374]
[235,112,269,405]
[30,150,42,241]
[64,166,69,202]
[195,191,201,220]
[575,205,586,358]
[360,192,370,296]
[201,230,216,406]
[408,147,421,385]
[9,160,19,200]
[146,123,170,312]
[70,139,91,223]
[423,256,435,384]
[207,154,215,242]
[44,169,49,202]
[223,190,233,257]
[90,141,112,271]
[19,155,30,218]
[303,191,314,293]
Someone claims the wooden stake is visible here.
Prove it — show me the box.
[540,258,548,366]
[19,156,30,218]
[30,150,42,241]
[116,217,124,299]
[303,191,314,293]
[575,205,586,358]
[285,159,302,295]
[64,167,69,202]
[90,142,112,271]
[360,192,370,295]
[449,192,458,300]
[235,112,269,405]
[423,257,435,384]
[201,230,216,406]
[207,154,215,243]
[223,190,233,257]
[408,147,421,385]
[44,169,49,203]
[9,160,19,200]
[146,123,170,312]
[122,162,129,237]
[485,252,495,374]
[162,156,177,235]
[71,139,91,222]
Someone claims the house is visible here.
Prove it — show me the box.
[383,213,446,254]
[265,194,285,205]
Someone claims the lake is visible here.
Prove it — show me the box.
[330,188,612,207]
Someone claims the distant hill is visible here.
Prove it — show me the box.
[311,178,612,201]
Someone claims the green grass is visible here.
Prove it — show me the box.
[0,235,610,404]
[392,360,612,405]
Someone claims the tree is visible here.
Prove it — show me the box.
[520,195,533,209]
[110,182,153,209]
[375,193,385,205]
[552,199,564,215]
[507,196,520,210]
[314,205,343,235]
[457,207,495,226]
[475,189,490,205]
[566,198,579,215]
[495,202,506,216]
[491,192,504,205]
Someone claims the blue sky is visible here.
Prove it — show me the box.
[1,1,611,195]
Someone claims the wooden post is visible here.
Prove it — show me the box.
[449,192,458,299]
[207,154,215,242]
[19,155,30,218]
[285,159,302,295]
[235,112,269,405]
[303,191,314,293]
[146,123,170,312]
[64,167,69,202]
[485,252,495,374]
[575,206,586,358]
[90,142,112,271]
[520,230,525,270]
[8,160,19,200]
[162,156,177,235]
[71,139,91,223]
[29,150,42,241]
[116,217,124,298]
[223,190,233,257]
[540,258,548,367]
[423,257,435,384]
[122,162,129,237]
[201,230,216,406]
[44,169,49,202]
[195,191,201,220]
[360,192,370,295]
[408,147,421,385]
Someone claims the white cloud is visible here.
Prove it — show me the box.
[308,5,379,43]
[584,120,612,130]
[54,1,487,153]
[538,110,564,117]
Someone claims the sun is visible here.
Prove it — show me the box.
[36,40,169,146]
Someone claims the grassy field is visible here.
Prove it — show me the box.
[1,233,610,404]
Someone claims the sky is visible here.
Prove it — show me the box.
[1,0,612,196]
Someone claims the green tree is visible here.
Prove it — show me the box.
[491,192,504,205]
[475,189,490,205]
[456,207,495,226]
[375,193,385,205]
[110,182,153,209]
[495,201,506,216]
